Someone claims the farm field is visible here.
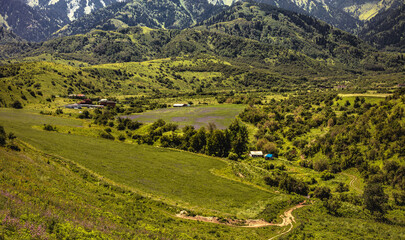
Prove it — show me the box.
[0,109,284,218]
[0,140,283,240]
[124,104,246,129]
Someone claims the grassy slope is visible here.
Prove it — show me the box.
[0,145,281,239]
[1,102,404,238]
[0,109,281,218]
[124,104,246,129]
[286,203,405,240]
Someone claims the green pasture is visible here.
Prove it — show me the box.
[0,109,280,218]
[337,93,389,106]
[124,104,246,129]
[0,140,279,239]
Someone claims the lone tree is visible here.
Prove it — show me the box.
[363,183,388,219]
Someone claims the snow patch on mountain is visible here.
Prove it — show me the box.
[67,0,81,21]
[223,0,238,5]
[208,0,237,6]
[48,0,61,5]
[84,0,95,14]
[27,0,39,7]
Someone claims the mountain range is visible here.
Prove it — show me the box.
[4,1,403,75]
[52,0,228,38]
[1,0,404,43]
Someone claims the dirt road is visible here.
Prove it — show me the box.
[176,201,308,239]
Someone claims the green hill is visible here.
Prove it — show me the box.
[359,3,405,52]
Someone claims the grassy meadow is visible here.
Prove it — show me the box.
[0,109,286,219]
[0,142,283,239]
[124,104,246,129]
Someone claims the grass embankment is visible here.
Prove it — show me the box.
[0,109,282,219]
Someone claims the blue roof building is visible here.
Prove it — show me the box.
[265,154,273,160]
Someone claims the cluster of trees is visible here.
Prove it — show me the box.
[264,172,309,196]
[135,119,249,159]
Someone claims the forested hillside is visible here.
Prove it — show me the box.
[0,0,65,42]
[53,0,227,38]
[359,3,405,52]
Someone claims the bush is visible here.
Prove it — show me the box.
[264,163,275,170]
[0,126,6,146]
[323,198,341,216]
[314,158,329,172]
[314,186,331,200]
[11,100,23,109]
[320,170,335,181]
[43,124,56,131]
[228,152,239,160]
[78,110,91,119]
[100,132,114,140]
[335,182,349,192]
[118,134,126,141]
[55,108,63,115]
[7,143,20,151]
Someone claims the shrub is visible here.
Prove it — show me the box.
[314,158,329,172]
[43,124,56,131]
[118,134,126,141]
[78,110,90,119]
[228,152,239,160]
[55,108,63,115]
[363,183,388,219]
[100,132,114,140]
[0,126,6,146]
[314,186,331,200]
[11,100,23,109]
[320,170,335,181]
[335,182,349,192]
[323,198,341,216]
[7,143,20,151]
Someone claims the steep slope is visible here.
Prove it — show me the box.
[254,0,361,32]
[25,0,126,22]
[325,0,403,21]
[0,0,64,42]
[0,26,33,60]
[359,3,405,52]
[0,26,24,44]
[53,0,228,38]
[200,1,374,64]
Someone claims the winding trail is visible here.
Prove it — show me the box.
[176,201,308,239]
[342,172,362,193]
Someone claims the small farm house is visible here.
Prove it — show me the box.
[249,151,263,158]
[173,103,190,107]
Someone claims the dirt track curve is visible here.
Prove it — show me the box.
[176,201,308,239]
[342,172,362,193]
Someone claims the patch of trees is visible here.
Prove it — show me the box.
[264,172,309,196]
[0,125,20,151]
[135,119,249,160]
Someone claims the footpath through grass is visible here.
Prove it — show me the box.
[0,109,278,218]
